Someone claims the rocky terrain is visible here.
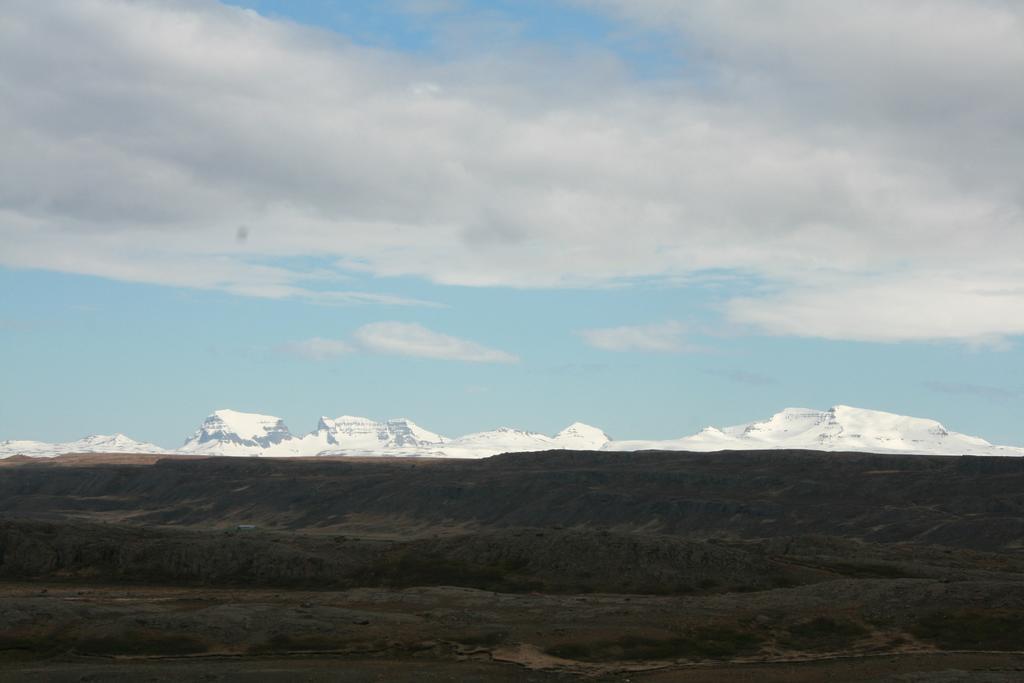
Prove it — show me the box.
[1,449,1023,680]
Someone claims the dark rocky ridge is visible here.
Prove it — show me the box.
[2,450,1023,551]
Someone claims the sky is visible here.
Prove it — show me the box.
[1,0,1022,448]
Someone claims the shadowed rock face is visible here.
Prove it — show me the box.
[2,450,1024,550]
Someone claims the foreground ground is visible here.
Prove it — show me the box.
[1,450,1023,680]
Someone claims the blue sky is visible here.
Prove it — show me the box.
[3,267,1020,448]
[220,0,676,66]
[2,0,1022,447]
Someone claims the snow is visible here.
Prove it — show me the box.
[554,422,612,450]
[320,416,447,449]
[605,405,1024,457]
[208,409,287,442]
[179,409,293,455]
[0,434,169,458]
[3,405,1022,460]
[440,427,557,458]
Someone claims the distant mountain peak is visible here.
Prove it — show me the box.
[315,415,447,450]
[3,404,1021,460]
[554,422,611,448]
[608,404,1010,456]
[0,434,168,458]
[181,409,293,453]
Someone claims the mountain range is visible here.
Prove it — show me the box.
[177,409,611,458]
[0,434,169,458]
[2,405,1022,459]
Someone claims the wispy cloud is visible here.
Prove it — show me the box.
[223,284,440,308]
[0,319,37,333]
[279,323,516,363]
[579,321,694,353]
[536,362,612,376]
[277,337,353,361]
[393,0,462,15]
[353,322,518,363]
[708,369,777,386]
[924,381,1020,401]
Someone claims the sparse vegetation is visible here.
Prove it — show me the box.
[359,553,545,593]
[451,631,508,647]
[825,561,917,579]
[249,634,348,654]
[779,617,870,652]
[912,610,1024,650]
[74,633,209,656]
[546,628,763,662]
[3,452,1024,679]
[0,631,208,659]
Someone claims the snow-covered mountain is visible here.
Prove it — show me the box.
[311,416,448,454]
[606,405,1024,457]
[441,427,556,458]
[176,413,453,457]
[3,405,1021,459]
[555,422,612,450]
[171,411,611,458]
[180,409,294,455]
[0,434,169,458]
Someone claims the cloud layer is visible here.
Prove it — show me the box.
[2,0,1022,342]
[281,323,518,363]
[277,337,353,361]
[580,321,691,353]
[354,322,519,363]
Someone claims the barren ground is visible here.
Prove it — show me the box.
[1,450,1023,680]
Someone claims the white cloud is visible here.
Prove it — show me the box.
[708,369,776,387]
[353,322,518,363]
[277,337,353,361]
[580,321,692,353]
[1,0,1023,342]
[727,273,1024,345]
